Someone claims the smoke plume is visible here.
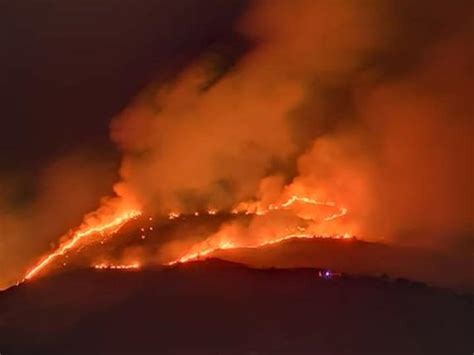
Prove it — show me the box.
[111,0,473,251]
[4,0,472,289]
[0,152,116,288]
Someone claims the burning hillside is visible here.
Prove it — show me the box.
[18,200,473,291]
[1,0,472,292]
[21,193,354,282]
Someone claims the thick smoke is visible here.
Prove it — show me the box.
[111,0,385,211]
[112,0,473,251]
[0,152,116,288]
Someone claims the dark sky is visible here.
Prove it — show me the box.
[1,0,247,173]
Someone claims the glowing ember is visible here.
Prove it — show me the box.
[207,208,218,215]
[168,212,180,219]
[94,263,140,270]
[24,209,141,280]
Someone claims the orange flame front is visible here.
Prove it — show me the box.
[168,194,352,265]
[22,193,349,281]
[231,194,347,219]
[167,233,352,265]
[24,208,141,280]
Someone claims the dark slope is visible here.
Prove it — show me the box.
[1,260,472,355]
[212,238,474,291]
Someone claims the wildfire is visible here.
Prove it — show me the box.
[169,240,237,264]
[207,208,218,215]
[280,195,336,208]
[230,194,346,219]
[167,194,351,265]
[324,207,348,222]
[93,263,140,270]
[164,195,348,221]
[24,208,142,280]
[168,233,352,265]
[22,192,349,281]
[168,211,181,219]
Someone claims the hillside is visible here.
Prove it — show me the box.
[1,259,472,354]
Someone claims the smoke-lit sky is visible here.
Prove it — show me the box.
[0,0,249,286]
[1,0,473,288]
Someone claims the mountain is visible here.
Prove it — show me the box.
[1,259,472,354]
[211,238,474,291]
[33,214,474,292]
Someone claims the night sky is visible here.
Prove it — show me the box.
[1,0,247,173]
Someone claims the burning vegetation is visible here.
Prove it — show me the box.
[24,205,141,280]
[22,192,352,280]
[2,0,472,289]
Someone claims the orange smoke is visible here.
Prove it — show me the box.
[10,0,472,289]
[109,0,472,253]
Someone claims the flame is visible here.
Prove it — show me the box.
[23,192,348,281]
[24,208,141,280]
[164,195,347,221]
[324,207,348,222]
[167,194,351,265]
[169,240,237,264]
[207,208,218,215]
[168,233,352,265]
[168,211,181,219]
[230,194,346,219]
[279,195,336,208]
[258,232,352,247]
[93,263,140,270]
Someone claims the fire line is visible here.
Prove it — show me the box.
[23,209,142,280]
[22,194,348,281]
